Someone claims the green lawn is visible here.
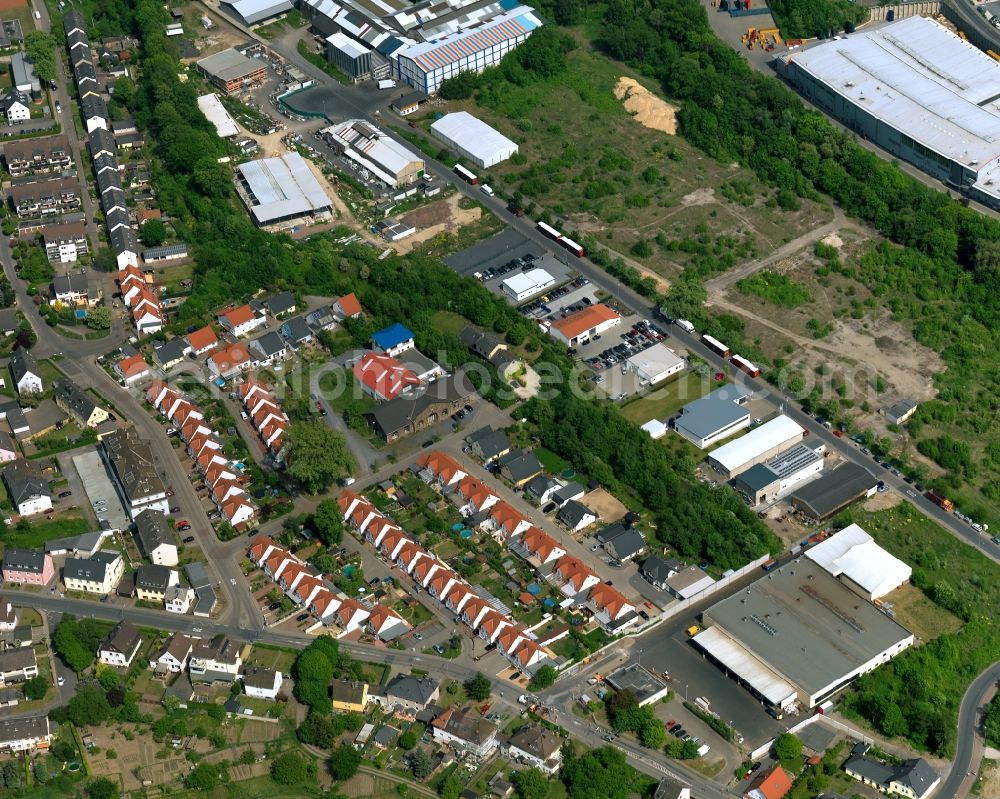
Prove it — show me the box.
[620,372,712,425]
[535,447,570,475]
[430,310,469,336]
[0,516,89,551]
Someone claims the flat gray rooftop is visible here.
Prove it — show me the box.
[702,559,912,699]
[605,662,667,704]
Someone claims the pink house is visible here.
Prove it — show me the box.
[2,548,54,585]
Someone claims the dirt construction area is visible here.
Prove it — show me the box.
[583,487,628,524]
[614,77,678,135]
[397,194,482,253]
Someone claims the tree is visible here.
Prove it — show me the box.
[464,672,492,702]
[329,743,361,781]
[438,70,479,100]
[140,219,167,247]
[271,751,311,785]
[87,305,112,330]
[439,775,463,799]
[641,719,666,749]
[298,713,337,748]
[87,777,120,799]
[24,31,56,84]
[773,732,803,771]
[22,675,48,700]
[513,767,549,799]
[285,420,355,494]
[15,321,36,351]
[410,748,433,779]
[398,727,420,750]
[184,763,222,790]
[64,685,111,727]
[313,499,344,546]
[32,760,49,783]
[665,738,699,759]
[1,761,21,789]
[560,747,641,799]
[527,665,557,691]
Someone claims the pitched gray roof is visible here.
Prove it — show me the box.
[134,509,172,556]
[525,473,558,499]
[281,316,312,343]
[242,666,279,689]
[9,347,39,386]
[54,378,98,421]
[385,674,438,705]
[497,448,542,482]
[135,563,172,592]
[507,722,561,760]
[154,337,188,366]
[251,331,286,357]
[0,714,49,746]
[557,499,594,528]
[101,620,141,657]
[2,461,49,506]
[467,426,510,460]
[2,548,45,574]
[641,555,683,583]
[604,528,645,561]
[103,428,165,502]
[366,371,475,438]
[264,291,295,315]
[63,551,119,582]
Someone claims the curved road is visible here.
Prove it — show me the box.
[942,662,1000,797]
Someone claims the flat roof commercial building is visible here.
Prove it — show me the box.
[707,415,804,479]
[805,523,912,601]
[789,461,878,520]
[673,385,751,449]
[695,559,914,709]
[197,94,240,138]
[502,268,554,302]
[196,49,267,94]
[221,0,294,26]
[396,6,543,95]
[605,663,670,706]
[236,152,333,227]
[321,119,424,187]
[431,112,518,169]
[776,16,1000,211]
[626,343,685,386]
[732,443,824,506]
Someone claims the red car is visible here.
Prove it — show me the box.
[177,521,191,532]
[714,372,725,381]
[833,430,843,438]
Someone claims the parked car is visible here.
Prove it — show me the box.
[268,602,281,611]
[177,523,192,532]
[296,614,309,622]
[58,490,72,498]
[170,506,180,513]
[182,536,195,543]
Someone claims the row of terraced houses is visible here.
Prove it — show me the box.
[415,450,639,633]
[247,536,412,641]
[338,482,557,676]
[146,380,257,528]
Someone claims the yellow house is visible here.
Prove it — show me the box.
[330,680,369,712]
[54,378,110,429]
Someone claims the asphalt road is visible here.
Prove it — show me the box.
[940,664,1000,797]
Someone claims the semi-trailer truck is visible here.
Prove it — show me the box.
[925,490,954,512]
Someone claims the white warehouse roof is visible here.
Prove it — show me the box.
[627,343,684,379]
[431,112,518,168]
[709,414,803,474]
[693,625,797,708]
[197,94,240,138]
[503,268,553,296]
[779,16,1000,198]
[805,523,912,600]
[222,0,294,26]
[323,120,422,186]
[237,152,332,224]
[327,30,370,60]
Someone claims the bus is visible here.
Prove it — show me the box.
[560,235,585,257]
[700,334,730,358]
[537,221,562,241]
[453,164,478,185]
[731,354,760,378]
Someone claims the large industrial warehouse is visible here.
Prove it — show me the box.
[674,386,751,449]
[789,461,878,519]
[694,558,914,710]
[321,120,424,187]
[706,414,804,478]
[431,112,518,169]
[777,16,1000,209]
[235,152,333,227]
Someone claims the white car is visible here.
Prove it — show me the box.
[57,676,65,686]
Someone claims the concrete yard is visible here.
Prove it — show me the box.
[72,450,131,531]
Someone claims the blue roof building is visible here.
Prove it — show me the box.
[372,323,415,356]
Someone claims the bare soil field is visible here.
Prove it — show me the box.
[614,77,678,135]
[583,487,628,523]
[398,193,481,254]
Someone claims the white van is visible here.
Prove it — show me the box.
[480,184,495,197]
[676,319,695,334]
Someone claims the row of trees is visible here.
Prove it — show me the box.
[523,390,781,569]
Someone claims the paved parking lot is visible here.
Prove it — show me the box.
[71,450,130,531]
[445,228,534,275]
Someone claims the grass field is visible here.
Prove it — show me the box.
[886,583,963,643]
[620,372,711,425]
[412,34,830,283]
[430,310,468,336]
